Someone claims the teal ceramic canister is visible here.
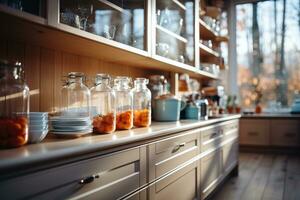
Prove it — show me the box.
[153,95,186,121]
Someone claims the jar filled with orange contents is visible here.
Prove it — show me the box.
[90,74,116,134]
[0,60,29,148]
[132,78,151,127]
[113,76,133,130]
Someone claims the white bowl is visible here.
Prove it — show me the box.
[28,129,48,143]
[29,124,48,131]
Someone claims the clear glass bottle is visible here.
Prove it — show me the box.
[0,60,29,148]
[62,72,90,118]
[113,76,133,130]
[90,74,116,134]
[132,78,151,127]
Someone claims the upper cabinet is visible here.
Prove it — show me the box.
[153,0,195,67]
[59,0,147,51]
[0,0,47,24]
[0,0,228,79]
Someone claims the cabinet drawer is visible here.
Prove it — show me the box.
[200,149,222,200]
[223,140,238,174]
[149,160,198,200]
[200,125,222,152]
[0,148,145,200]
[239,119,270,145]
[222,121,239,141]
[270,120,300,147]
[148,129,199,181]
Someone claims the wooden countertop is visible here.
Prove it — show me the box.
[242,113,300,119]
[0,115,240,175]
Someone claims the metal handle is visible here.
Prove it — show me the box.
[210,132,218,139]
[79,174,99,185]
[172,142,186,153]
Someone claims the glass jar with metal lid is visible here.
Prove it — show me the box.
[0,60,29,148]
[132,78,151,127]
[90,74,116,134]
[62,72,91,118]
[113,76,133,130]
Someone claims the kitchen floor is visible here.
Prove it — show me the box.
[211,153,300,200]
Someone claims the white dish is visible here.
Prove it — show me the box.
[51,129,92,137]
[50,120,91,126]
[50,116,90,121]
[30,120,48,126]
[51,125,92,131]
[28,129,48,143]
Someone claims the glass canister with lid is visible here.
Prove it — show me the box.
[113,76,133,130]
[132,78,151,127]
[90,74,116,134]
[0,60,30,148]
[62,72,91,118]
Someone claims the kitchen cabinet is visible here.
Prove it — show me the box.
[0,118,240,200]
[240,118,300,147]
[0,0,46,18]
[149,160,199,200]
[239,119,270,146]
[270,119,300,147]
[222,139,238,175]
[148,128,199,182]
[200,149,222,200]
[0,147,147,200]
[0,0,225,79]
[153,0,195,67]
[59,0,147,51]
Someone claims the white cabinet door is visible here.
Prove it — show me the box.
[200,149,222,200]
[149,160,199,200]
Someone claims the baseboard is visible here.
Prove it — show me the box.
[239,145,300,155]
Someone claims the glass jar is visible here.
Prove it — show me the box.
[0,60,29,148]
[113,76,133,130]
[90,74,116,134]
[132,78,151,127]
[62,72,90,118]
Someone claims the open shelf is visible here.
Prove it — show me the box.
[199,43,219,58]
[156,25,188,43]
[199,18,218,40]
[97,0,131,15]
[157,0,186,11]
[172,0,186,10]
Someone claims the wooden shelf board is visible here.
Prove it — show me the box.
[199,43,219,58]
[199,18,218,40]
[156,25,187,43]
[172,0,186,10]
[0,11,218,80]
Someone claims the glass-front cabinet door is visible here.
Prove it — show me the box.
[153,0,195,66]
[0,0,47,18]
[59,0,147,50]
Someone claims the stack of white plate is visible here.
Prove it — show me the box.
[49,116,92,137]
[29,112,49,143]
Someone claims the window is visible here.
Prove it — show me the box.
[236,0,300,110]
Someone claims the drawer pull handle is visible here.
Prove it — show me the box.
[172,142,186,153]
[210,132,218,139]
[248,132,258,136]
[79,175,99,185]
